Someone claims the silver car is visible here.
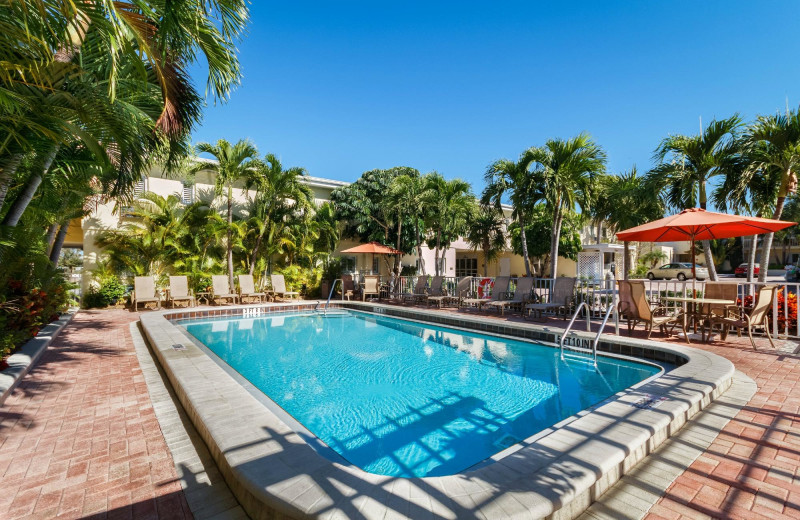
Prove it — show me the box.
[646,263,709,281]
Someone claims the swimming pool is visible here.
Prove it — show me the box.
[179,310,661,478]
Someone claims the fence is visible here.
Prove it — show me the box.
[395,275,798,340]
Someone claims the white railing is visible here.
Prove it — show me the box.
[395,275,798,339]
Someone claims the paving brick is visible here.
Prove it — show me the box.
[0,310,192,519]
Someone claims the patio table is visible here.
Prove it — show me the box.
[661,296,736,343]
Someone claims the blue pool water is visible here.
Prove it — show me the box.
[179,310,661,477]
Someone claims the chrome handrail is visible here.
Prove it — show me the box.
[315,278,343,314]
[560,300,615,368]
[560,301,590,361]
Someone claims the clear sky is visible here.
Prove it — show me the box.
[191,1,800,192]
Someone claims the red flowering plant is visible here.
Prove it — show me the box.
[0,270,73,363]
[777,290,798,334]
[735,289,797,334]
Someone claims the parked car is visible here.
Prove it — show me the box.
[734,263,760,277]
[646,263,709,281]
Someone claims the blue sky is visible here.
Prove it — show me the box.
[191,1,800,192]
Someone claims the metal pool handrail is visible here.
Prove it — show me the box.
[315,278,343,314]
[560,301,615,368]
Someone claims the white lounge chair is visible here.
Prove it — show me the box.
[270,274,300,301]
[132,276,160,310]
[211,275,238,305]
[168,276,194,308]
[239,274,267,303]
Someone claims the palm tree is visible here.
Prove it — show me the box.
[426,174,472,276]
[602,168,664,279]
[389,174,432,275]
[0,0,248,227]
[312,202,340,266]
[465,204,507,276]
[244,154,311,275]
[528,133,607,278]
[482,150,540,277]
[190,139,260,287]
[648,116,742,281]
[741,109,800,281]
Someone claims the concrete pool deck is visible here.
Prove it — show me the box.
[1,303,797,519]
[139,301,735,519]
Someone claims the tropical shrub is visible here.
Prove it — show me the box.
[277,265,322,297]
[82,277,126,308]
[0,277,73,360]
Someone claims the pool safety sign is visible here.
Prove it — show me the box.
[630,393,668,410]
[555,334,592,350]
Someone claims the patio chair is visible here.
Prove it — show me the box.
[132,276,161,310]
[211,275,239,305]
[616,280,685,339]
[238,274,267,303]
[167,276,194,308]
[703,281,739,319]
[341,274,355,301]
[427,276,471,308]
[461,276,510,310]
[270,274,300,301]
[484,277,535,316]
[525,277,576,321]
[402,276,428,304]
[710,285,777,349]
[421,276,445,306]
[362,275,380,301]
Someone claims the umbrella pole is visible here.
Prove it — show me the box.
[691,237,696,296]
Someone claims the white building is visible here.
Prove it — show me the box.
[63,167,691,291]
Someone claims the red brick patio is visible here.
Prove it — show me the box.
[0,310,192,520]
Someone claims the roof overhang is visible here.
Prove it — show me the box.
[582,243,625,252]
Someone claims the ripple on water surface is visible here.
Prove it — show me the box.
[181,311,660,477]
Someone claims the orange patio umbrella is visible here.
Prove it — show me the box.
[616,208,796,280]
[340,242,402,275]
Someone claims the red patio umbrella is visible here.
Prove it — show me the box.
[340,242,402,275]
[616,208,796,280]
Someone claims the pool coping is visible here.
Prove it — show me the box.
[139,301,735,520]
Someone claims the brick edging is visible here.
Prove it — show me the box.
[0,311,76,406]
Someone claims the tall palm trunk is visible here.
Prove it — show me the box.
[517,207,532,277]
[415,222,425,276]
[698,186,718,281]
[49,220,70,265]
[45,222,59,252]
[226,184,234,288]
[248,226,267,276]
[434,229,441,276]
[747,235,758,283]
[0,153,23,211]
[482,240,490,276]
[2,144,58,226]
[759,167,795,282]
[549,205,563,279]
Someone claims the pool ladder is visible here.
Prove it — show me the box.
[315,278,343,315]
[559,301,617,369]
